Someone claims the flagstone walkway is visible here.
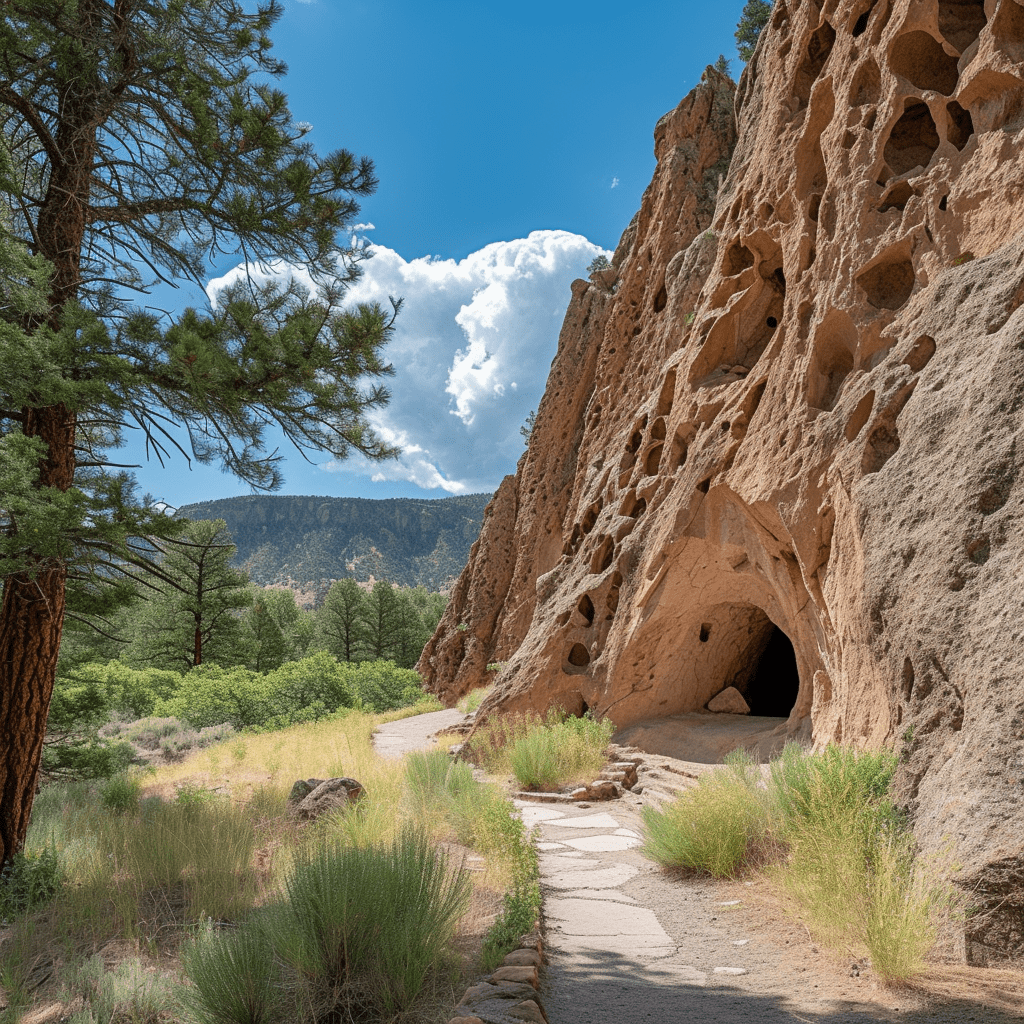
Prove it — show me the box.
[374,710,1023,1024]
[521,794,1022,1024]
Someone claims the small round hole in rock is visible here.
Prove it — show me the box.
[767,316,778,329]
[567,643,591,668]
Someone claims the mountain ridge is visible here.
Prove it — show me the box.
[176,493,491,598]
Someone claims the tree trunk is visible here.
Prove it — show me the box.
[0,406,75,865]
[0,16,100,862]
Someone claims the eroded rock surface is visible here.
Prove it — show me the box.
[419,1,1024,960]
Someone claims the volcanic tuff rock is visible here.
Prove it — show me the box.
[419,0,1024,960]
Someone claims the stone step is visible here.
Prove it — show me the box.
[513,791,576,804]
[633,785,678,809]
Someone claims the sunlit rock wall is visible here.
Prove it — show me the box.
[419,0,1024,961]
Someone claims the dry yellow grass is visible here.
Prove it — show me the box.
[2,703,510,1024]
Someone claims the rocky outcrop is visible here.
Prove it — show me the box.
[287,777,364,819]
[419,0,1024,960]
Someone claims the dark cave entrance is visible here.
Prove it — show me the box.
[743,625,800,717]
[698,603,802,719]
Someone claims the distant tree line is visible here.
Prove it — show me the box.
[58,518,447,677]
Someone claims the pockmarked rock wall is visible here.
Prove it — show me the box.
[419,0,1024,961]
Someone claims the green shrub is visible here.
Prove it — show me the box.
[42,736,136,781]
[161,664,271,730]
[347,659,424,712]
[0,844,61,918]
[641,752,770,877]
[477,804,540,969]
[101,772,143,814]
[268,651,356,716]
[180,925,284,1024]
[282,828,471,1014]
[63,661,184,719]
[43,666,144,781]
[481,882,541,971]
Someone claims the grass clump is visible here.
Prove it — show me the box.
[641,751,769,877]
[507,712,614,790]
[639,742,954,983]
[179,926,284,1024]
[472,710,613,791]
[770,744,950,983]
[100,771,143,814]
[284,828,471,1014]
[93,796,260,932]
[179,830,473,1022]
[60,955,176,1024]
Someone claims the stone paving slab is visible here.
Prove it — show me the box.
[560,833,641,852]
[544,898,674,942]
[535,812,624,830]
[541,863,640,890]
[518,805,572,826]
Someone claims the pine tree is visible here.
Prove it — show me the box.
[362,580,404,661]
[241,586,311,670]
[242,594,290,673]
[318,578,369,662]
[736,0,773,62]
[0,1,398,865]
[126,520,252,672]
[391,589,430,669]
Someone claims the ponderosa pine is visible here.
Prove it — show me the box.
[0,0,398,865]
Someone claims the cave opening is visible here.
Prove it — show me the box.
[695,602,802,721]
[743,626,800,717]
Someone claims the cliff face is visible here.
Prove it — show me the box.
[419,0,1024,960]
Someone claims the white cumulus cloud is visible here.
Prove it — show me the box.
[207,230,608,494]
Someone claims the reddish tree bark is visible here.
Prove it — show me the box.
[0,19,93,858]
[0,406,76,865]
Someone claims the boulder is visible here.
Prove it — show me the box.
[707,687,751,715]
[289,777,364,820]
[287,778,324,803]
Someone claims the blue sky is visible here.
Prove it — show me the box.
[135,0,747,509]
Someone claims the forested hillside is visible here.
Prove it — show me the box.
[176,494,491,594]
